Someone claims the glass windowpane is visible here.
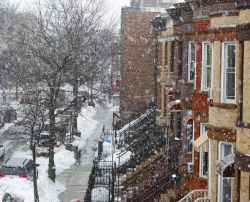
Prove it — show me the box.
[222,178,232,202]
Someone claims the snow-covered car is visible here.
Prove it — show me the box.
[0,158,37,180]
[0,107,17,123]
[2,192,24,202]
[0,145,5,158]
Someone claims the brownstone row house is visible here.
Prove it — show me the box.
[117,0,250,201]
[155,0,250,201]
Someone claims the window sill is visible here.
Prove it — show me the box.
[199,175,208,179]
[209,102,237,109]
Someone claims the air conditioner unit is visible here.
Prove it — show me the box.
[187,162,194,173]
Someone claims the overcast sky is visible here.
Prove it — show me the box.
[8,0,130,24]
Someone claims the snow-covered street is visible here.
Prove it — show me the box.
[58,103,113,202]
[0,102,113,202]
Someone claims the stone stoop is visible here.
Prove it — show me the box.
[122,145,167,186]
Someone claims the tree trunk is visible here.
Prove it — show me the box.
[32,146,39,202]
[71,83,78,138]
[30,126,39,202]
[15,81,19,100]
[48,88,56,182]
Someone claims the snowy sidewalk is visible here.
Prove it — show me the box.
[57,103,113,202]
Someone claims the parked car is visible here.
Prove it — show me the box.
[0,145,5,158]
[0,107,17,123]
[35,132,61,156]
[0,158,37,180]
[2,192,24,202]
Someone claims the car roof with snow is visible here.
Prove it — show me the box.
[2,158,31,167]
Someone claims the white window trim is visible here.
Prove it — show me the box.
[221,42,236,104]
[188,41,196,83]
[208,138,212,198]
[201,42,214,95]
[217,142,234,202]
[199,123,208,178]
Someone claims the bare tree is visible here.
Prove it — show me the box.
[17,87,48,202]
[1,0,115,182]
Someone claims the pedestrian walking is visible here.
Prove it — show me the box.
[2,90,6,104]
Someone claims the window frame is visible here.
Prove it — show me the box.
[165,42,168,66]
[199,123,208,178]
[188,41,196,83]
[187,125,193,153]
[201,42,213,92]
[221,42,236,103]
[218,142,234,202]
[192,121,195,163]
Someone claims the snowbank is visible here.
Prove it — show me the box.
[0,148,75,202]
[0,105,98,202]
[72,106,98,148]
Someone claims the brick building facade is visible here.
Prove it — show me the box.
[120,8,158,122]
[117,0,250,201]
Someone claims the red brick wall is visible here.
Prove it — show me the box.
[120,11,159,121]
[192,92,209,113]
[190,38,209,190]
[195,42,202,92]
[193,121,201,176]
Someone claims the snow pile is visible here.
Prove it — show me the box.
[91,187,109,201]
[0,123,14,134]
[0,149,75,202]
[0,105,99,201]
[102,141,113,157]
[114,150,131,166]
[72,106,98,148]
[118,109,152,134]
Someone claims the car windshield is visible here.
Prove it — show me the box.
[40,134,49,139]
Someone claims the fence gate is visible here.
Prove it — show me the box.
[85,158,115,202]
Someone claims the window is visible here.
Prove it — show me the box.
[178,42,183,77]
[199,123,208,178]
[200,123,208,134]
[187,125,193,153]
[218,143,233,202]
[202,42,213,91]
[176,111,181,135]
[170,41,175,72]
[165,42,168,65]
[188,41,195,82]
[168,112,173,129]
[221,43,236,103]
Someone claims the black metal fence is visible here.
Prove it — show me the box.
[84,158,115,202]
